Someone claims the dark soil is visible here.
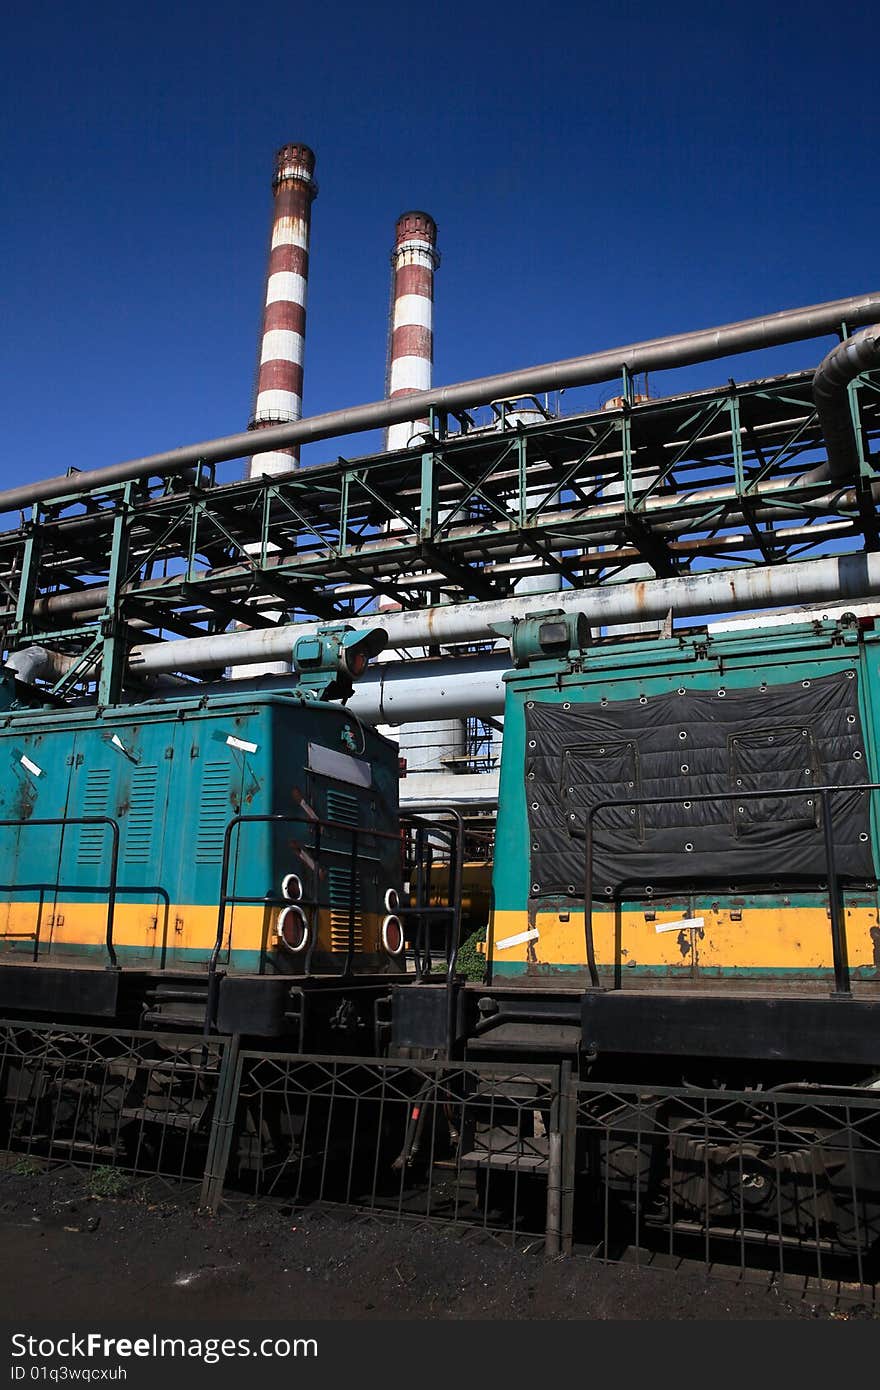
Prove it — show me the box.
[0,1168,874,1321]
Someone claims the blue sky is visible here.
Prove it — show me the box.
[2,1,878,488]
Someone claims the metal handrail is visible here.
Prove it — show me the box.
[398,806,465,1059]
[581,783,880,996]
[207,810,404,1031]
[207,806,466,1039]
[399,806,465,984]
[0,815,121,968]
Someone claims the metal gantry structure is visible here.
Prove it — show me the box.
[1,321,879,706]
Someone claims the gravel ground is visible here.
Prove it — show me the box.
[0,1168,875,1321]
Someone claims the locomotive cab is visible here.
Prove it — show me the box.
[0,645,405,1041]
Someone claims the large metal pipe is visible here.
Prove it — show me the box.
[193,650,508,722]
[126,550,880,676]
[3,292,878,514]
[3,645,74,683]
[813,325,880,480]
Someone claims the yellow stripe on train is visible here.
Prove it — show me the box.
[0,901,385,956]
[490,905,880,971]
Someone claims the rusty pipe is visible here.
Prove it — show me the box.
[124,549,880,676]
[1,292,878,513]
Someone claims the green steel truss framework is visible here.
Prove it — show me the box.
[2,358,879,703]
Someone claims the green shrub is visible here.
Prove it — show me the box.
[11,1156,42,1177]
[456,924,487,983]
[88,1165,129,1198]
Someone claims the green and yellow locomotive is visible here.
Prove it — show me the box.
[0,625,405,1047]
[398,611,880,1082]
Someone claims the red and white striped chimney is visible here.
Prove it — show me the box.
[247,142,318,478]
[385,211,440,452]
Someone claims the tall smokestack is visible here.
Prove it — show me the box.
[385,211,439,452]
[247,142,318,477]
[379,211,464,777]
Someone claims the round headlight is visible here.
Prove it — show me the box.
[281,872,303,902]
[382,914,404,955]
[384,887,399,912]
[277,904,309,953]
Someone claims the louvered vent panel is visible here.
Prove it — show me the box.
[196,762,231,864]
[78,768,112,865]
[125,765,158,865]
[328,864,363,952]
[326,789,359,828]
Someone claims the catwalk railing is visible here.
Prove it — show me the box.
[3,362,879,700]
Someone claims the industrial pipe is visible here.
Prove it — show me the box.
[2,292,879,514]
[3,645,75,683]
[126,550,880,677]
[192,650,508,722]
[813,325,880,481]
[133,596,880,723]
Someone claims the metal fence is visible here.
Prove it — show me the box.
[569,1080,880,1289]
[0,1018,234,1191]
[1,1017,879,1293]
[200,1051,561,1250]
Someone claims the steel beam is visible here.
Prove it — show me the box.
[1,292,878,512]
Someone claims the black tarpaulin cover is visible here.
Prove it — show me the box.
[524,671,874,895]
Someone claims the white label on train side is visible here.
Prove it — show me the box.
[20,755,42,777]
[495,928,540,950]
[655,916,704,934]
[226,735,258,754]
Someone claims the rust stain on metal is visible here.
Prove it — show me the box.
[13,776,36,822]
[290,786,318,821]
[523,898,541,972]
